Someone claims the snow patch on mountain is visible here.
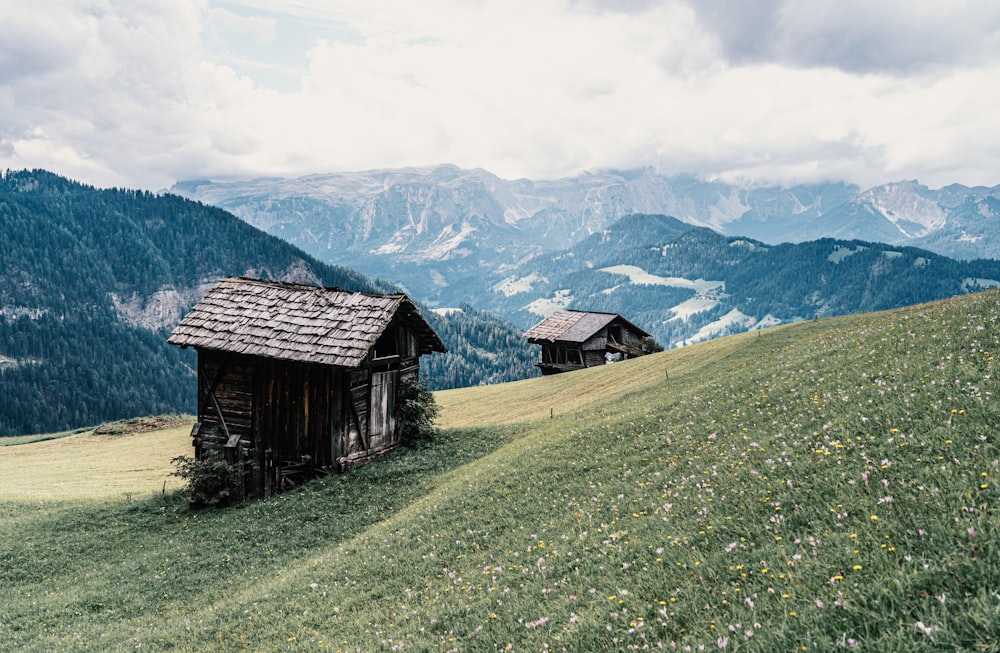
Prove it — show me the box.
[599,265,724,292]
[681,309,753,346]
[750,314,783,330]
[707,189,750,229]
[493,273,546,297]
[0,354,41,370]
[861,182,947,237]
[962,278,1000,291]
[0,305,47,320]
[376,222,476,261]
[729,240,767,252]
[666,297,719,322]
[524,290,573,317]
[827,244,868,264]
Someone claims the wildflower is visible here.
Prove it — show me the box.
[716,637,728,649]
[914,621,940,638]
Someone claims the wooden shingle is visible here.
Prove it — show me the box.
[168,277,446,367]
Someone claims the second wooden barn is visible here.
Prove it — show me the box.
[524,309,651,375]
[168,277,447,500]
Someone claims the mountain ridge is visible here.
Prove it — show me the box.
[439,215,1000,349]
[172,164,1000,264]
[171,166,1000,310]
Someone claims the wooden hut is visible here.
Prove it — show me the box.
[524,310,651,375]
[167,277,446,500]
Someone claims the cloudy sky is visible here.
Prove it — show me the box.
[2,0,1000,191]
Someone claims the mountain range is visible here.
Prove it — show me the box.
[172,165,1000,348]
[172,166,1000,293]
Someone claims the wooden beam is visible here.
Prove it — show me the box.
[200,372,236,447]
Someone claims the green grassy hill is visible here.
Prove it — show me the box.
[1,291,999,651]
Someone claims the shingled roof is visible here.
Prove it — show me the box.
[524,310,649,344]
[168,278,446,367]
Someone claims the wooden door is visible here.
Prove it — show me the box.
[368,370,398,450]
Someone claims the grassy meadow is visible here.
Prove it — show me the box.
[1,291,999,651]
[0,416,191,501]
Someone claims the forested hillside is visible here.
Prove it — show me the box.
[465,214,1000,347]
[423,305,537,388]
[0,170,534,436]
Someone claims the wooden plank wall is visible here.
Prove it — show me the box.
[368,370,396,450]
[193,325,425,499]
[197,352,256,500]
[254,357,335,468]
[198,353,254,447]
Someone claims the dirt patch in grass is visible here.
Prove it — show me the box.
[92,414,189,436]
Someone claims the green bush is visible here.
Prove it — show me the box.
[399,377,440,447]
[641,335,664,353]
[171,450,239,508]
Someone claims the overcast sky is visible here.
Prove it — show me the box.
[2,0,1000,191]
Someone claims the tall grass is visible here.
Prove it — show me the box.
[1,291,998,651]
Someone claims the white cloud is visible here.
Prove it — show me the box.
[0,0,999,191]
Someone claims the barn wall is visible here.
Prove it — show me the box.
[197,352,254,450]
[622,325,644,344]
[193,324,427,500]
[254,357,336,468]
[196,351,257,500]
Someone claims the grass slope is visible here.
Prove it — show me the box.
[1,291,999,651]
[0,417,191,501]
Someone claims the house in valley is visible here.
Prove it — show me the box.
[524,310,652,375]
[168,277,446,501]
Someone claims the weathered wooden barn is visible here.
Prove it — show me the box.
[524,310,651,375]
[167,277,446,500]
